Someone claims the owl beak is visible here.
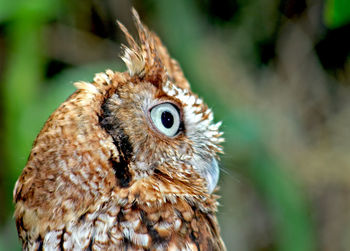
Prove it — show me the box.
[205,158,220,194]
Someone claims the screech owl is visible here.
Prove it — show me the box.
[14,9,225,251]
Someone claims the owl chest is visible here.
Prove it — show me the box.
[40,200,218,251]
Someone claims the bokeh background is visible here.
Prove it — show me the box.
[1,0,350,250]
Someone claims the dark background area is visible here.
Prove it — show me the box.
[1,0,350,250]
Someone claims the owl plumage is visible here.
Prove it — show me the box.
[14,9,225,250]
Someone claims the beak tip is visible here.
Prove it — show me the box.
[206,158,219,194]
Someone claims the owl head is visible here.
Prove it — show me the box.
[96,9,224,196]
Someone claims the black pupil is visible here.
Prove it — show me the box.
[161,111,174,129]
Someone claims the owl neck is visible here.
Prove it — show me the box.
[111,172,218,213]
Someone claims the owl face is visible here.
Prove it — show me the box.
[95,11,224,194]
[100,77,223,193]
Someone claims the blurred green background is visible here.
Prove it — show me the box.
[1,0,350,250]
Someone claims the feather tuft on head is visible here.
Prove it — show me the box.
[117,8,165,85]
[117,8,190,89]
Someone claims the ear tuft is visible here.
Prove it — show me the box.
[120,44,146,77]
[117,8,190,89]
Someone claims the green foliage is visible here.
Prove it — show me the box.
[324,0,350,28]
[0,0,60,22]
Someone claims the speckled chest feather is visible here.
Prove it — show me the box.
[14,9,225,251]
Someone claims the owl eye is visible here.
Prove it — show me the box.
[150,103,181,137]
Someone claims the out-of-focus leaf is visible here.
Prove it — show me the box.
[324,0,350,28]
[0,0,15,22]
[0,0,60,23]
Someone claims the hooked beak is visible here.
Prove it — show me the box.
[205,158,219,194]
[190,155,220,194]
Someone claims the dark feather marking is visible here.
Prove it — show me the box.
[87,238,93,251]
[123,237,132,250]
[117,209,125,222]
[205,214,216,232]
[109,158,131,188]
[59,227,66,251]
[36,235,43,251]
[190,231,201,251]
[99,100,133,188]
[16,217,25,233]
[140,210,167,245]
[15,186,23,203]
[78,212,87,222]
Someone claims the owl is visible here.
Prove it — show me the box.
[14,9,225,251]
